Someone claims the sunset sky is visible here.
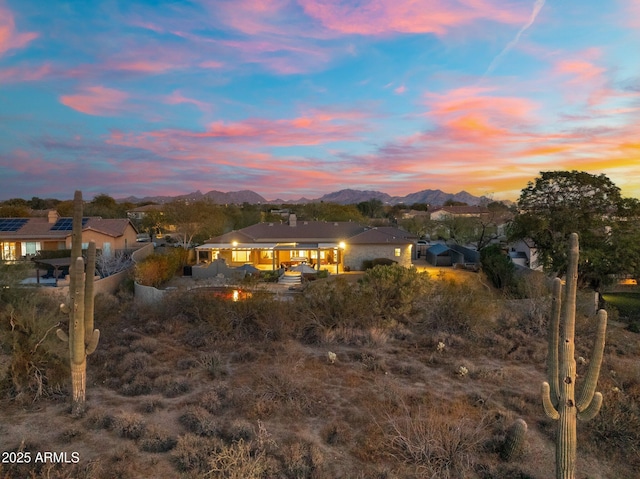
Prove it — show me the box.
[1,0,639,202]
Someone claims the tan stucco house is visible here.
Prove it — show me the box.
[0,210,138,260]
[196,215,416,272]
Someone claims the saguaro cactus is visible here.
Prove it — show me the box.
[56,191,100,415]
[541,233,607,479]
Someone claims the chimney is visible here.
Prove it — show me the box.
[47,210,59,224]
[289,214,297,227]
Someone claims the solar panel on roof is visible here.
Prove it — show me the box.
[0,218,28,232]
[51,218,89,231]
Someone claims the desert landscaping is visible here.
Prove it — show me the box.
[1,260,639,479]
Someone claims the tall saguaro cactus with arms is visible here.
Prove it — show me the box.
[541,233,607,479]
[56,191,100,415]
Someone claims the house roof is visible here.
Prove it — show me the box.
[429,205,490,217]
[427,243,451,255]
[0,216,137,240]
[127,204,164,213]
[205,221,415,245]
[348,227,415,245]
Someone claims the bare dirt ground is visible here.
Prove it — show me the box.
[1,271,639,479]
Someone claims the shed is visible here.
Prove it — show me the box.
[425,244,465,267]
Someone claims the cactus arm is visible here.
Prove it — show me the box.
[56,329,69,342]
[542,382,560,420]
[548,277,563,406]
[86,329,100,355]
[84,241,96,343]
[578,392,603,421]
[576,309,607,412]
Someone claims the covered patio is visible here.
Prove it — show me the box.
[195,241,345,274]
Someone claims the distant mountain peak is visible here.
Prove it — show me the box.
[118,188,491,206]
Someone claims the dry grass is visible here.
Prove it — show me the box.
[1,274,638,478]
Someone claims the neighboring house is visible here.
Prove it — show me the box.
[196,214,416,272]
[428,205,490,221]
[509,238,542,271]
[126,204,164,221]
[0,210,139,260]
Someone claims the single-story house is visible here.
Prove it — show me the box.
[126,204,164,221]
[0,210,139,260]
[428,205,490,221]
[196,214,416,272]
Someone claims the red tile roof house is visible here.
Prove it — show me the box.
[195,214,417,274]
[0,210,139,261]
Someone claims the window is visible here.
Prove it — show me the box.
[1,242,17,260]
[21,242,41,256]
[232,250,251,262]
[394,248,401,257]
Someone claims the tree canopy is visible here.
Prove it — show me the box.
[509,170,639,288]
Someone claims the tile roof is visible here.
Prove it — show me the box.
[206,221,414,245]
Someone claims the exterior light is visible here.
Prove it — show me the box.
[232,241,238,247]
[339,241,346,249]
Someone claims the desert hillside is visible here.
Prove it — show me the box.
[1,267,639,479]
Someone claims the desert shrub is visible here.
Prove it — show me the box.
[134,249,183,287]
[225,292,294,341]
[119,374,153,396]
[173,434,217,472]
[139,426,177,452]
[130,337,158,353]
[294,277,371,341]
[138,397,164,414]
[278,440,325,479]
[179,405,219,436]
[321,420,353,445]
[0,292,69,401]
[206,439,269,479]
[85,408,115,430]
[385,401,489,478]
[420,279,495,338]
[587,389,640,468]
[358,265,430,322]
[220,419,255,442]
[115,413,147,440]
[154,375,191,397]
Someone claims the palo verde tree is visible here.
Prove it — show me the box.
[508,170,640,289]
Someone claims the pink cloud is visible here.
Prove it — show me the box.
[298,0,527,36]
[164,90,211,112]
[552,50,613,106]
[424,86,537,142]
[394,84,407,95]
[0,62,51,83]
[110,108,369,150]
[0,2,38,57]
[60,86,129,116]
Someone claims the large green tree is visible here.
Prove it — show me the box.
[508,170,639,288]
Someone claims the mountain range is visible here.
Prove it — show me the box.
[119,188,494,206]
